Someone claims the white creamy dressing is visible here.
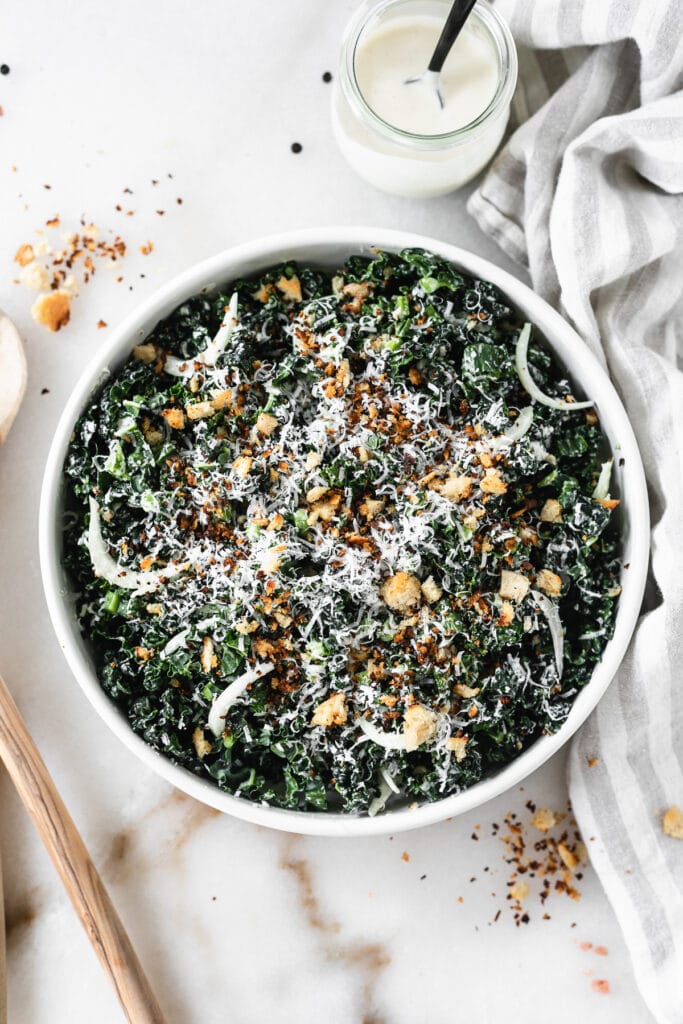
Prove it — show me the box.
[354,16,498,135]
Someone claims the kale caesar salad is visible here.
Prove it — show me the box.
[63,249,622,815]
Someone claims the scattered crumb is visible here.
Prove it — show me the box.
[531,807,558,833]
[595,946,608,956]
[140,241,153,255]
[401,851,410,862]
[14,243,34,266]
[587,757,599,768]
[96,319,108,329]
[510,881,529,901]
[31,290,71,332]
[494,802,587,925]
[591,979,610,995]
[21,261,50,291]
[40,387,49,395]
[662,805,683,840]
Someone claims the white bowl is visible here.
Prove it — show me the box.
[39,227,649,837]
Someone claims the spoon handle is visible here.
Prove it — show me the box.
[0,671,165,1024]
[0,843,5,1024]
[428,0,478,73]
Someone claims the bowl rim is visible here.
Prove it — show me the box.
[39,226,650,837]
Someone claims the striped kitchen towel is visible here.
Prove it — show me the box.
[468,2,683,1020]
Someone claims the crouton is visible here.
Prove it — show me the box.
[307,493,341,524]
[499,569,530,603]
[359,498,385,521]
[235,618,259,635]
[192,727,212,759]
[211,389,233,411]
[536,568,563,597]
[276,274,302,302]
[200,636,216,673]
[311,692,348,728]
[253,283,276,303]
[185,400,215,420]
[260,546,285,574]
[306,485,329,503]
[403,704,438,752]
[439,474,473,502]
[540,498,563,523]
[421,575,442,604]
[480,468,508,495]
[232,455,253,478]
[132,342,158,364]
[446,736,468,761]
[341,280,373,314]
[454,684,480,698]
[380,572,422,612]
[256,412,278,436]
[497,600,515,627]
[162,407,186,430]
[305,451,322,471]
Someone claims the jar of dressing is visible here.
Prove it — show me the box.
[332,0,517,198]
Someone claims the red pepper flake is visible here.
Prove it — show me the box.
[97,319,107,329]
[594,946,608,956]
[591,980,610,995]
[140,241,154,256]
[401,851,410,862]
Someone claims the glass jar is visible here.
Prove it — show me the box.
[331,0,517,199]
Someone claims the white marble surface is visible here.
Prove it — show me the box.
[0,2,655,1022]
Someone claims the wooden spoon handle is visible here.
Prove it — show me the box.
[0,842,6,1024]
[0,672,165,1023]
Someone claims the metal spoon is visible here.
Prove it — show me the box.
[404,0,478,109]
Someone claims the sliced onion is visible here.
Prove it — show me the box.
[490,406,534,449]
[207,662,275,737]
[87,497,183,594]
[164,293,238,377]
[592,458,613,500]
[530,589,564,679]
[358,716,407,751]
[368,774,393,818]
[160,616,217,660]
[380,767,401,794]
[515,323,594,411]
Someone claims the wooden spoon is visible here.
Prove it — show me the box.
[0,671,165,1023]
[0,311,27,445]
[0,843,5,1024]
